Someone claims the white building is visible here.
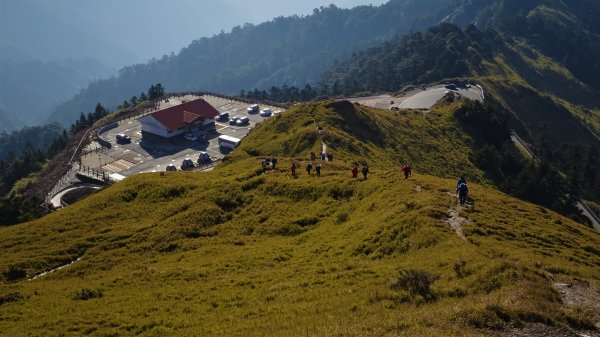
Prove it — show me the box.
[139,98,219,138]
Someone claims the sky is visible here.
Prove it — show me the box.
[0,0,389,67]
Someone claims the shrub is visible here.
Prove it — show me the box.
[464,305,513,330]
[390,269,439,299]
[335,212,349,224]
[3,265,27,281]
[0,292,23,305]
[329,186,353,200]
[294,217,319,227]
[73,288,103,301]
[453,260,467,278]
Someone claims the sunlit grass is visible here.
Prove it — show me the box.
[1,102,599,336]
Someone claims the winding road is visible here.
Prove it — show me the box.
[510,131,600,231]
[50,184,103,208]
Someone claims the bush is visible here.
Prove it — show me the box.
[72,288,103,301]
[3,265,27,281]
[453,260,467,278]
[390,269,439,299]
[0,292,23,305]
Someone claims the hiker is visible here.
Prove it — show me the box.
[352,166,358,178]
[316,164,321,176]
[328,153,334,162]
[271,157,277,169]
[321,152,326,160]
[457,176,467,189]
[262,159,270,173]
[456,182,469,206]
[310,152,316,161]
[306,162,313,175]
[402,164,411,179]
[291,162,297,177]
[362,166,369,180]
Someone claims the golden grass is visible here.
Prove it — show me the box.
[1,102,599,336]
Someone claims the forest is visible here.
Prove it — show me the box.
[46,1,470,126]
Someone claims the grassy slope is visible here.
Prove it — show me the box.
[473,33,600,147]
[1,102,599,336]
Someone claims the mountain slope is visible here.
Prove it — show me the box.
[1,102,599,336]
[46,0,469,126]
[0,58,113,128]
[320,21,600,153]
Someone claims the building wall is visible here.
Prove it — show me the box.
[139,116,181,138]
[139,116,215,139]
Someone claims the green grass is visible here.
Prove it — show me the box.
[226,100,486,183]
[474,38,600,147]
[1,102,599,336]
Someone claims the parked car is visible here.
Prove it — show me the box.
[165,164,177,171]
[229,117,240,125]
[184,133,198,141]
[259,108,272,117]
[247,104,259,113]
[273,109,282,116]
[197,151,211,163]
[217,112,229,121]
[236,116,250,125]
[181,158,194,170]
[444,83,457,90]
[116,133,131,143]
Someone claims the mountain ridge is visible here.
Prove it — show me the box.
[1,100,599,335]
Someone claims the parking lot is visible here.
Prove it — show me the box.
[82,95,282,179]
[347,84,483,110]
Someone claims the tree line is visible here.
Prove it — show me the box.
[1,83,166,226]
[455,99,596,225]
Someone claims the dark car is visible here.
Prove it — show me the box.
[197,151,211,163]
[116,133,131,143]
[444,83,457,90]
[217,112,230,121]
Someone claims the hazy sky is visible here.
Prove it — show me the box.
[1,0,389,67]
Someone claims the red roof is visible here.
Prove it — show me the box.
[149,99,219,131]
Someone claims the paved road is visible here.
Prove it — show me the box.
[346,85,483,110]
[398,86,483,109]
[51,184,102,208]
[577,202,600,231]
[511,131,600,231]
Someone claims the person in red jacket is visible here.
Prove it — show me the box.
[401,164,411,179]
[291,162,297,177]
[352,166,358,178]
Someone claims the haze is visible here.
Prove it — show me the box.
[1,0,389,68]
[0,0,387,130]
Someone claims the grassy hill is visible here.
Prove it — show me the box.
[1,102,599,336]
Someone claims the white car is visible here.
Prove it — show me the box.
[259,108,272,117]
[273,109,282,116]
[184,133,198,141]
[236,116,250,125]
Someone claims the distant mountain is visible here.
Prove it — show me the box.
[0,58,113,128]
[0,108,21,133]
[321,0,600,146]
[0,0,138,131]
[318,1,600,204]
[0,1,138,67]
[46,0,469,126]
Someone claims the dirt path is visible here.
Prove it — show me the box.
[446,205,467,240]
[28,257,81,281]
